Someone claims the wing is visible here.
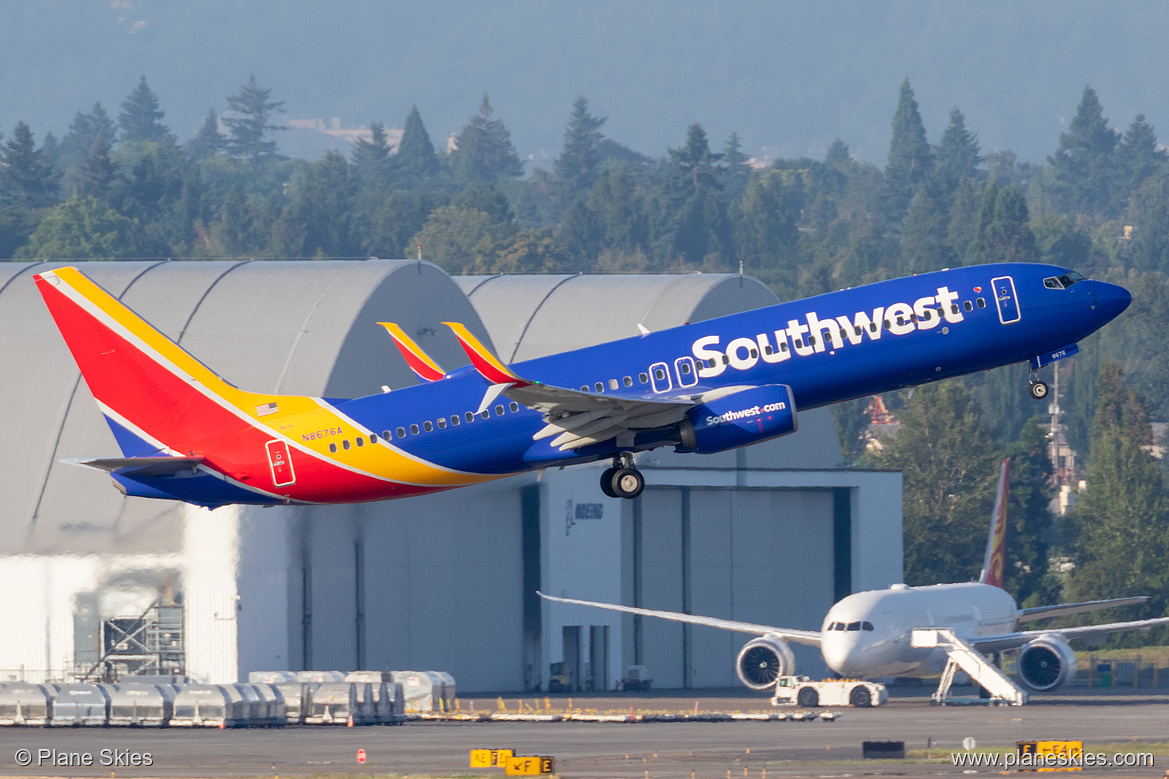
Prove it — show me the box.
[1017,596,1149,623]
[538,591,822,647]
[443,321,697,451]
[970,616,1169,654]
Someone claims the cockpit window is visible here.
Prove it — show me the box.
[1044,271,1086,290]
[862,621,874,631]
[829,622,846,631]
[846,621,861,631]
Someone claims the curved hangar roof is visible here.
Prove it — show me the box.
[0,259,490,555]
[453,273,778,361]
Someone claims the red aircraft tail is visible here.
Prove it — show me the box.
[979,458,1011,588]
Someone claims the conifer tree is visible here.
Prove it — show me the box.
[720,132,752,200]
[966,183,1038,264]
[0,121,58,209]
[394,105,438,188]
[668,123,721,191]
[1065,363,1169,620]
[450,95,523,183]
[224,75,286,163]
[186,110,225,161]
[554,97,606,200]
[61,103,118,170]
[119,76,170,143]
[77,136,117,201]
[1048,86,1119,218]
[885,78,932,217]
[351,122,391,189]
[1116,113,1167,199]
[931,107,981,203]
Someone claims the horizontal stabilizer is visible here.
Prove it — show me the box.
[72,456,205,477]
[378,322,446,382]
[1017,596,1149,622]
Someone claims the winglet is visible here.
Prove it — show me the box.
[442,322,529,386]
[979,457,1011,588]
[378,323,446,382]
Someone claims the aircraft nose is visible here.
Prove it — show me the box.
[821,637,854,676]
[1083,279,1132,321]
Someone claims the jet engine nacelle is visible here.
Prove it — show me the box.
[1017,636,1078,691]
[677,385,797,454]
[735,634,796,691]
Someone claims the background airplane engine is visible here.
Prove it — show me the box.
[735,634,796,690]
[1016,636,1078,691]
[677,384,797,454]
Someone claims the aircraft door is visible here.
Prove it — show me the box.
[266,439,296,486]
[674,356,698,388]
[991,275,1021,324]
[649,361,672,393]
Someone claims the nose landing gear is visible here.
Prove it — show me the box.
[600,453,645,499]
[1028,377,1049,400]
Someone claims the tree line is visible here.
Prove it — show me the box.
[2,75,1168,632]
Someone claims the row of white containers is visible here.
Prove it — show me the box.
[250,670,456,714]
[0,670,452,727]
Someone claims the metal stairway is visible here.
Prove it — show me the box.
[911,628,1028,706]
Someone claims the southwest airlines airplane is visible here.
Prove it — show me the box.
[35,263,1128,508]
[541,460,1169,694]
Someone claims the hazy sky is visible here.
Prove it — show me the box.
[3,1,1168,165]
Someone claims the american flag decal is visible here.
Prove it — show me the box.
[256,402,279,417]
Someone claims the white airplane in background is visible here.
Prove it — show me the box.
[541,459,1169,696]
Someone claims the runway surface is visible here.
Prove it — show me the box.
[0,687,1164,778]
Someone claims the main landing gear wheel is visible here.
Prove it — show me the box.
[599,467,619,498]
[600,454,645,499]
[849,685,872,708]
[1028,380,1050,400]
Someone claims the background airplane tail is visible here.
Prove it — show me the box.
[979,457,1011,588]
[34,266,276,459]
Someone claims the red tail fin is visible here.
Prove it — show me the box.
[979,458,1011,588]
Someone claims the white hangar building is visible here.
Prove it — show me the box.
[0,260,902,692]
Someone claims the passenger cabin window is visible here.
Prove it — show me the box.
[479,410,489,420]
[423,421,433,432]
[655,368,667,380]
[680,362,692,375]
[510,402,519,412]
[382,430,391,441]
[397,426,406,438]
[595,382,604,393]
[437,418,447,430]
[964,300,973,312]
[329,443,337,453]
[342,440,351,450]
[370,433,378,443]
[623,376,632,387]
[410,424,420,435]
[495,404,505,415]
[976,297,986,308]
[609,379,619,390]
[465,412,474,423]
[355,437,364,447]
[638,372,649,383]
[451,415,460,426]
